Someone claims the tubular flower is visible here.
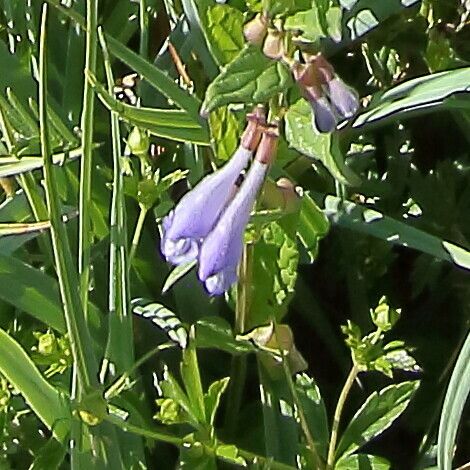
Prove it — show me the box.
[292,54,359,133]
[161,108,265,265]
[198,128,279,295]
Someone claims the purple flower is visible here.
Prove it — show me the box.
[309,95,338,133]
[327,76,359,119]
[161,145,252,265]
[198,159,269,295]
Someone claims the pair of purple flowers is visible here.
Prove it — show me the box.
[293,53,359,133]
[160,108,278,295]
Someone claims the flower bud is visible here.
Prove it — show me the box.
[127,126,150,157]
[243,14,268,46]
[263,29,284,60]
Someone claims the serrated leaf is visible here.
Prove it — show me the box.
[201,45,293,115]
[205,5,245,65]
[162,260,197,294]
[284,99,360,186]
[209,106,242,161]
[335,453,391,470]
[336,381,420,459]
[249,220,299,327]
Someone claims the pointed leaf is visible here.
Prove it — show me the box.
[336,380,419,458]
[335,453,391,470]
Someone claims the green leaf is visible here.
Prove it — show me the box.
[89,74,210,145]
[249,220,299,328]
[335,453,391,470]
[201,45,293,115]
[204,377,230,425]
[336,380,420,458]
[106,35,201,120]
[181,339,206,424]
[0,327,71,442]
[353,67,470,129]
[438,329,470,470]
[319,193,470,270]
[209,106,242,161]
[29,437,67,470]
[162,260,197,294]
[295,372,329,459]
[284,99,360,186]
[326,7,343,42]
[204,5,245,65]
[195,317,255,354]
[297,192,330,263]
[284,7,324,43]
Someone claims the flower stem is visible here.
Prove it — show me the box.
[129,205,148,266]
[224,244,253,434]
[326,364,359,469]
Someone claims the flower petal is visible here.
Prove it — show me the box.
[327,76,359,118]
[311,96,338,133]
[204,268,238,296]
[198,160,268,287]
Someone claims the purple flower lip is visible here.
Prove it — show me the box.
[198,128,278,295]
[326,76,359,118]
[160,107,266,266]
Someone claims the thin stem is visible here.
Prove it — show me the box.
[224,245,253,434]
[139,0,149,60]
[326,364,359,469]
[129,205,148,265]
[78,0,98,320]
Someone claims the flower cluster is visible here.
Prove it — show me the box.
[160,108,278,295]
[292,53,359,133]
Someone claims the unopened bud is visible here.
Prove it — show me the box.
[128,126,150,157]
[263,29,284,60]
[243,14,268,46]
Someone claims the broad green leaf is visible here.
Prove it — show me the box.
[201,45,293,115]
[438,329,470,470]
[132,299,188,348]
[204,377,230,425]
[335,453,391,470]
[353,67,470,129]
[106,35,201,120]
[195,317,255,354]
[284,7,324,43]
[162,260,197,294]
[297,192,330,263]
[319,193,470,270]
[0,327,71,441]
[89,74,210,145]
[336,380,420,458]
[249,220,299,328]
[295,373,329,459]
[284,99,360,186]
[204,5,245,65]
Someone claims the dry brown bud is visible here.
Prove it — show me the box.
[243,13,268,45]
[262,29,284,60]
